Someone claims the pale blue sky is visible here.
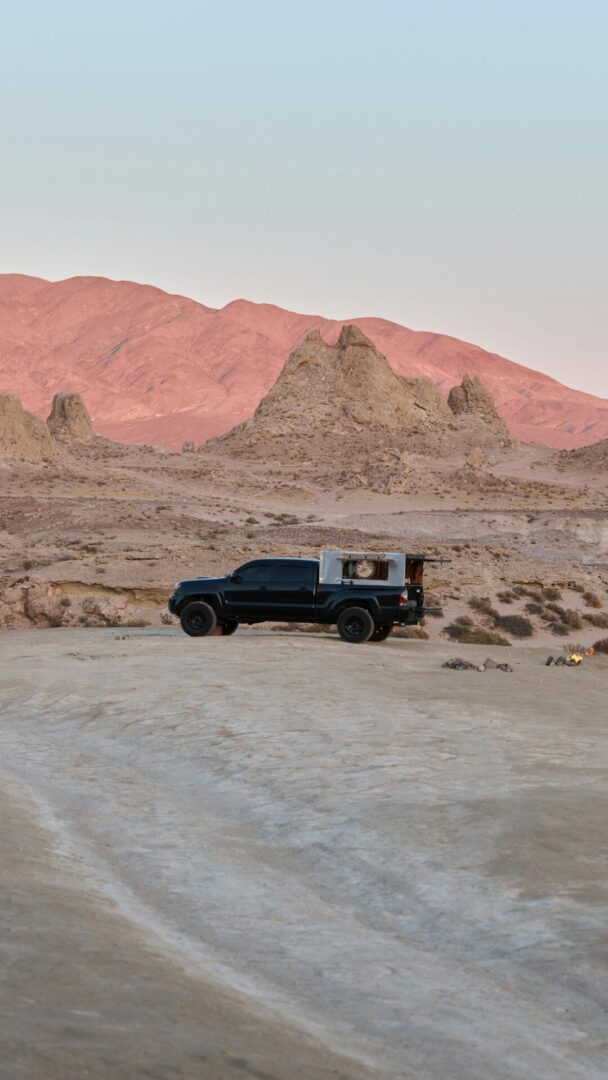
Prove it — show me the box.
[1,0,606,394]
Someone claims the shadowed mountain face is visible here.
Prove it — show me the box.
[1,273,607,450]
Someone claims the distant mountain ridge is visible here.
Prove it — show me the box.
[1,273,607,450]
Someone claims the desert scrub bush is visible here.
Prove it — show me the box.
[496,590,516,604]
[494,613,534,638]
[583,611,608,628]
[468,596,500,619]
[593,638,608,654]
[525,602,545,616]
[542,586,562,601]
[455,614,474,627]
[59,596,71,608]
[583,591,603,609]
[444,623,510,646]
[560,609,584,630]
[22,558,34,571]
[545,601,564,615]
[548,621,569,636]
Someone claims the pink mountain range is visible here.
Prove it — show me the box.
[1,273,607,450]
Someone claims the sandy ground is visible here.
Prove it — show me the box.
[1,627,607,1079]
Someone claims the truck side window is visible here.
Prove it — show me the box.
[274,564,314,586]
[238,565,273,584]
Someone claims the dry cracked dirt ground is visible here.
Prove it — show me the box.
[1,627,607,1080]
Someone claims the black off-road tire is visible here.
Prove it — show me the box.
[220,620,239,636]
[180,601,218,637]
[369,623,393,642]
[336,607,375,644]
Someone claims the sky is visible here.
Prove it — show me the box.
[1,0,606,395]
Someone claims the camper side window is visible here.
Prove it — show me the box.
[342,559,389,581]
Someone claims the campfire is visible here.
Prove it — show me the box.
[546,646,594,667]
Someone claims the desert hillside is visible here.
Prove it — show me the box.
[2,273,608,449]
[1,331,607,644]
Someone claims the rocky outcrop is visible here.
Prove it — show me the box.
[46,392,96,441]
[448,375,508,435]
[0,580,168,629]
[466,446,485,470]
[215,325,452,457]
[0,393,57,461]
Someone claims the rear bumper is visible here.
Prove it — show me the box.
[395,601,423,626]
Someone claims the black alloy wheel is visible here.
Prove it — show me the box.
[336,606,375,644]
[369,623,393,642]
[220,620,239,636]
[180,601,218,637]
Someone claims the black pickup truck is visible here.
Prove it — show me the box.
[168,553,432,643]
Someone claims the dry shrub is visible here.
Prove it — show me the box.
[517,586,543,603]
[583,611,608,628]
[496,590,516,604]
[468,596,500,619]
[560,609,584,630]
[545,601,564,615]
[542,586,562,601]
[593,638,608,654]
[455,614,474,627]
[444,623,510,646]
[494,613,534,638]
[525,602,545,616]
[583,591,603,609]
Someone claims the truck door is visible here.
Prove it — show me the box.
[267,562,317,620]
[224,562,274,618]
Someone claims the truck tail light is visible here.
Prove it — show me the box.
[399,589,409,606]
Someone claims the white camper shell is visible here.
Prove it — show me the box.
[319,550,407,588]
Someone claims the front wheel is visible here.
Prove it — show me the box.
[369,623,393,642]
[336,607,375,644]
[220,620,239,636]
[180,601,217,637]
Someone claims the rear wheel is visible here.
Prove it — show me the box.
[220,619,239,636]
[336,607,375,644]
[369,623,393,642]
[180,601,217,637]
